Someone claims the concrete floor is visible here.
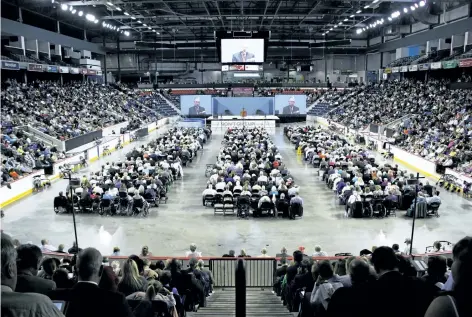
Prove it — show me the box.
[2,127,472,257]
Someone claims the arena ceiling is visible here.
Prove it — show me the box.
[4,0,466,42]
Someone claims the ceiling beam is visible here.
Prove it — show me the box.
[268,0,283,29]
[259,0,270,29]
[214,0,226,29]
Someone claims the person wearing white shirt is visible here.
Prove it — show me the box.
[40,239,56,253]
[403,238,418,255]
[426,191,441,205]
[312,245,328,257]
[258,193,271,209]
[257,172,268,183]
[346,190,362,216]
[288,186,299,197]
[257,248,270,257]
[215,181,226,192]
[185,243,202,258]
[93,186,103,195]
[233,181,243,192]
[202,185,217,197]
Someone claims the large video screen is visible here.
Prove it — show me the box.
[221,39,264,63]
[212,97,274,116]
[180,95,212,116]
[274,95,307,115]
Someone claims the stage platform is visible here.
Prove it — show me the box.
[208,115,279,134]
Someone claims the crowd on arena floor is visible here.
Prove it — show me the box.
[54,127,211,216]
[2,232,470,317]
[286,125,445,218]
[202,127,304,219]
[323,79,472,176]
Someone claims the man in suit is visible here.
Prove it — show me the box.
[15,244,57,295]
[232,44,255,62]
[365,246,435,317]
[1,233,64,317]
[282,96,300,114]
[48,248,133,317]
[188,97,206,115]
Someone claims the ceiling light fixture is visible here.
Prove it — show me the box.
[388,17,392,21]
[156,32,160,35]
[372,0,379,3]
[72,9,76,14]
[329,28,333,31]
[107,2,113,6]
[78,11,83,16]
[94,19,99,24]
[143,23,147,26]
[356,29,362,34]
[414,3,419,8]
[403,7,408,13]
[410,5,415,10]
[350,15,354,17]
[344,18,348,21]
[124,12,129,15]
[61,4,68,10]
[356,10,361,13]
[115,7,121,11]
[124,31,130,36]
[364,5,369,9]
[148,26,152,29]
[419,0,425,6]
[137,20,142,23]
[131,16,136,19]
[85,13,95,22]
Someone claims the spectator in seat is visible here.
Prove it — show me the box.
[392,244,401,254]
[40,239,56,253]
[327,259,375,317]
[197,259,214,295]
[67,241,82,254]
[160,270,179,296]
[368,246,435,317]
[310,260,349,314]
[222,250,235,257]
[55,244,67,254]
[126,280,177,311]
[425,236,472,317]
[422,256,447,290]
[427,191,442,205]
[286,250,304,287]
[15,244,57,295]
[140,245,152,257]
[185,243,202,258]
[52,268,74,289]
[257,248,270,257]
[117,259,148,296]
[48,247,133,317]
[312,245,328,257]
[112,246,121,256]
[38,257,59,280]
[1,233,64,317]
[99,266,119,292]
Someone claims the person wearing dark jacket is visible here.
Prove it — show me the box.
[15,244,57,295]
[286,250,304,286]
[48,248,133,317]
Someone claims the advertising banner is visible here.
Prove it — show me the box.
[69,67,80,74]
[418,63,430,71]
[47,65,58,73]
[442,60,458,69]
[28,63,44,72]
[1,60,20,70]
[232,87,254,97]
[459,58,472,68]
[384,68,392,74]
[59,66,69,73]
[430,62,442,70]
[392,67,400,73]
[408,64,418,72]
[400,66,408,72]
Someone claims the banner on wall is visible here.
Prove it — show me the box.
[418,63,430,71]
[442,60,458,69]
[408,65,418,72]
[430,62,442,70]
[384,68,392,74]
[400,66,408,72]
[59,66,69,73]
[459,58,472,68]
[47,65,58,73]
[28,63,44,72]
[69,67,80,74]
[1,60,20,70]
[392,67,400,73]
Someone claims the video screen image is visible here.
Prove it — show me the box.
[180,95,212,115]
[274,95,307,115]
[220,38,265,63]
[212,97,274,116]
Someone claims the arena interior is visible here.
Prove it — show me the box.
[1,0,472,316]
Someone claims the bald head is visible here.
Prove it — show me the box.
[76,248,102,282]
[349,259,371,285]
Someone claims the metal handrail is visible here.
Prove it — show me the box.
[235,259,246,317]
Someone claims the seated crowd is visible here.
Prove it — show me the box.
[273,235,472,317]
[286,126,442,218]
[3,233,470,317]
[1,234,213,317]
[323,79,472,176]
[202,127,304,219]
[55,127,211,216]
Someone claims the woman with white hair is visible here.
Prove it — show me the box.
[185,243,202,258]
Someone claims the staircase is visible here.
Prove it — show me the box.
[189,289,295,317]
[158,92,181,114]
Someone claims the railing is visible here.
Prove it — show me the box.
[210,258,276,287]
[16,125,65,151]
[235,259,246,317]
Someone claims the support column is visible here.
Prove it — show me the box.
[451,34,465,55]
[116,37,121,82]
[102,36,108,84]
[465,32,472,51]
[10,36,26,55]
